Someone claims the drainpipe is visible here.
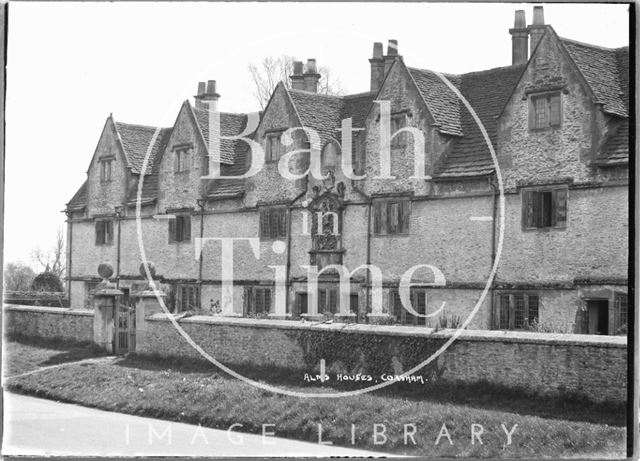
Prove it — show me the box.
[114,206,124,289]
[64,210,73,303]
[352,182,372,319]
[288,188,307,316]
[488,176,498,328]
[196,199,206,289]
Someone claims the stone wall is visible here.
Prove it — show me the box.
[4,305,94,342]
[137,314,627,403]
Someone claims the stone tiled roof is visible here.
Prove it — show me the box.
[598,118,629,165]
[115,122,172,175]
[560,38,629,118]
[408,68,463,136]
[192,106,247,165]
[287,89,375,146]
[206,142,249,200]
[409,65,525,177]
[66,180,88,210]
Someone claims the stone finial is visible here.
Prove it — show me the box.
[95,263,120,295]
[98,263,114,281]
[139,261,157,279]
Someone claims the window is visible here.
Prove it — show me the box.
[390,113,407,147]
[99,159,113,182]
[529,92,561,130]
[265,133,283,162]
[95,220,114,245]
[496,293,539,330]
[245,286,272,316]
[318,287,338,315]
[373,199,411,235]
[174,147,191,173]
[168,215,191,243]
[614,293,628,334]
[389,288,427,325]
[321,142,340,174]
[260,207,287,239]
[175,284,200,312]
[522,188,567,229]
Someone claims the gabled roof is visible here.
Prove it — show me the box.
[598,118,629,165]
[191,105,247,165]
[286,88,376,146]
[115,122,172,175]
[408,65,525,177]
[206,142,249,200]
[66,180,88,210]
[560,38,629,118]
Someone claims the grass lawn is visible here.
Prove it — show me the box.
[3,335,106,377]
[4,339,626,457]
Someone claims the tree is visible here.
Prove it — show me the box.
[4,262,36,292]
[248,55,345,110]
[32,227,66,280]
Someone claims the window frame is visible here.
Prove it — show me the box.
[373,198,411,236]
[495,292,540,330]
[521,186,568,231]
[168,214,192,243]
[265,132,284,163]
[174,146,192,174]
[174,284,200,313]
[529,91,562,131]
[259,207,288,240]
[99,158,114,183]
[389,287,428,326]
[94,219,114,246]
[244,286,272,317]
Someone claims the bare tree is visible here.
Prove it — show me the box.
[248,55,344,109]
[32,227,66,279]
[4,262,36,291]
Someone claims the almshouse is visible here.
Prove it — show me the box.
[66,6,629,335]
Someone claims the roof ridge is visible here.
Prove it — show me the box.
[190,105,249,118]
[287,88,344,100]
[115,121,171,131]
[559,36,625,52]
[343,90,376,99]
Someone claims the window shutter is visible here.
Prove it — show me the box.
[400,200,411,233]
[552,189,567,228]
[522,190,536,228]
[95,222,103,245]
[549,94,561,126]
[387,202,399,234]
[168,219,176,243]
[107,221,114,244]
[373,202,382,234]
[184,216,191,241]
[259,210,268,238]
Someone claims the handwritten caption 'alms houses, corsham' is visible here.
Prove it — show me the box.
[303,373,430,384]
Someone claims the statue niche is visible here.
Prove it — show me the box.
[309,193,344,269]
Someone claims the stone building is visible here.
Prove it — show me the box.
[66,7,629,335]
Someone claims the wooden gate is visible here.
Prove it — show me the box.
[114,303,136,354]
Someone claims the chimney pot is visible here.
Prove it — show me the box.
[206,80,218,95]
[372,42,383,59]
[303,58,320,93]
[387,39,398,56]
[532,5,544,25]
[304,58,318,75]
[290,61,306,90]
[514,10,526,28]
[197,82,206,96]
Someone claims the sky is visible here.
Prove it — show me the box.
[4,2,630,270]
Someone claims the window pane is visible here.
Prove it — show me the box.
[528,295,539,324]
[499,295,510,329]
[514,295,525,329]
[549,95,561,126]
[534,97,547,128]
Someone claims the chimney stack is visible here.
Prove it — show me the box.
[290,61,305,90]
[528,6,546,52]
[303,58,321,93]
[369,42,385,92]
[509,10,529,65]
[195,79,220,110]
[383,39,399,75]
